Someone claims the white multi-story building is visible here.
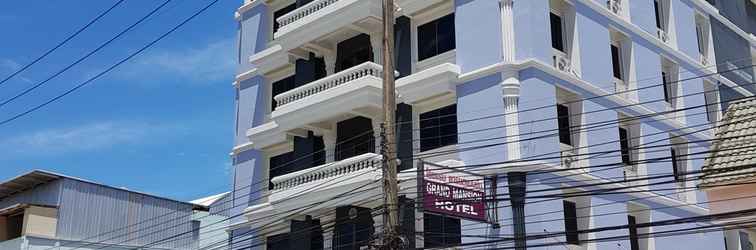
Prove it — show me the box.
[227,0,756,249]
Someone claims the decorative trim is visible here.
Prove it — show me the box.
[235,0,266,21]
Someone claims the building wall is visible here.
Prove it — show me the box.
[706,183,756,215]
[55,179,196,249]
[22,206,58,239]
[0,180,61,209]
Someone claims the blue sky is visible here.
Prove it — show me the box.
[0,0,242,201]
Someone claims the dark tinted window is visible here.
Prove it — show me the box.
[557,104,572,145]
[654,0,662,29]
[550,13,565,52]
[628,215,640,250]
[424,213,461,248]
[662,72,671,103]
[336,34,373,71]
[619,127,631,165]
[611,44,623,79]
[671,148,684,181]
[334,206,374,250]
[271,75,296,111]
[420,104,458,151]
[273,3,297,34]
[563,201,580,245]
[267,233,290,250]
[336,117,374,160]
[418,13,456,61]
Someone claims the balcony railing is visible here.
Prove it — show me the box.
[656,28,670,43]
[277,0,340,30]
[614,78,629,99]
[700,54,710,66]
[270,153,382,190]
[606,0,622,15]
[552,49,576,76]
[560,148,577,169]
[274,62,383,107]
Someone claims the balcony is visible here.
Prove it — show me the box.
[251,0,444,76]
[700,54,710,66]
[656,28,670,44]
[243,153,388,226]
[270,153,382,194]
[552,49,576,76]
[248,62,384,149]
[613,78,629,99]
[274,62,382,108]
[606,0,622,16]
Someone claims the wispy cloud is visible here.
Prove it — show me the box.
[0,121,179,155]
[116,37,236,85]
[0,58,34,83]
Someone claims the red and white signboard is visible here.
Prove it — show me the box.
[423,164,486,222]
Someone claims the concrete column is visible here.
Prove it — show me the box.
[499,0,515,63]
[501,68,521,160]
[322,130,337,163]
[324,53,336,75]
[370,34,383,65]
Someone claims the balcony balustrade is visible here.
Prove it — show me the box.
[656,28,670,43]
[270,153,381,191]
[552,49,576,76]
[606,0,622,16]
[274,62,383,107]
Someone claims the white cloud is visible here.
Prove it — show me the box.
[1,121,177,155]
[117,38,236,84]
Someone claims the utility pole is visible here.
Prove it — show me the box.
[380,0,400,248]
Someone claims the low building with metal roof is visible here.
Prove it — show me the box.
[0,170,207,250]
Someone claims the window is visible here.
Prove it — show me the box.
[696,23,706,55]
[0,212,24,241]
[420,104,458,151]
[670,148,685,182]
[703,81,719,122]
[619,127,632,165]
[741,231,754,250]
[611,44,623,80]
[334,206,374,250]
[550,12,565,52]
[424,213,461,248]
[267,233,291,250]
[269,152,295,190]
[336,34,373,71]
[335,117,374,160]
[628,215,640,250]
[563,200,580,245]
[271,75,296,111]
[273,3,297,34]
[417,13,456,61]
[557,104,572,145]
[662,72,671,103]
[654,0,663,29]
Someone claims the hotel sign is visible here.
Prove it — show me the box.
[423,164,486,222]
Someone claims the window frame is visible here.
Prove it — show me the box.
[419,104,458,152]
[423,213,462,248]
[417,13,456,61]
[563,200,580,245]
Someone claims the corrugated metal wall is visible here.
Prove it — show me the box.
[208,193,232,217]
[0,179,61,209]
[56,179,196,249]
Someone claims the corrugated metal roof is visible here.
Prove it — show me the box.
[0,170,60,201]
[0,170,206,210]
[699,98,756,187]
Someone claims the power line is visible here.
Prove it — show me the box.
[0,0,126,87]
[0,0,171,108]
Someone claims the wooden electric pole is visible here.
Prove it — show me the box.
[380,0,400,248]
